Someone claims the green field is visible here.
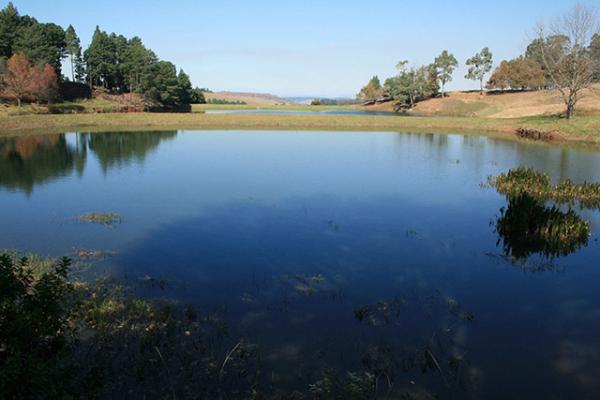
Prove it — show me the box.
[1,109,600,146]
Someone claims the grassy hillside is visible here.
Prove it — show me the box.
[364,86,600,118]
[204,91,294,106]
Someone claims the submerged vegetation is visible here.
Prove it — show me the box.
[0,250,478,399]
[77,212,122,226]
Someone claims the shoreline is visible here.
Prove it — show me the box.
[1,112,599,147]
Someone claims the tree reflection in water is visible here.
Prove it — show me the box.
[495,194,590,261]
[0,131,177,194]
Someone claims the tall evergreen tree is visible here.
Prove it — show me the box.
[84,26,117,88]
[14,22,66,76]
[121,37,157,93]
[0,2,20,59]
[64,25,83,82]
[111,33,128,91]
[176,69,194,105]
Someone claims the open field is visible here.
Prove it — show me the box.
[2,111,600,145]
[364,86,600,118]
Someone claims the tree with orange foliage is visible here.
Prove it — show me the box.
[1,52,59,106]
[0,58,6,94]
[32,64,59,103]
[2,52,35,106]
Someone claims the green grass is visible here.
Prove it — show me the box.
[0,98,122,116]
[1,107,600,146]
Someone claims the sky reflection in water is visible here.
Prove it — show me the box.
[1,130,600,398]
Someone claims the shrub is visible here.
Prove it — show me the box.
[0,254,76,399]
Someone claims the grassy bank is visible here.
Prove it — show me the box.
[1,111,600,144]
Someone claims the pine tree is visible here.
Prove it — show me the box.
[0,2,20,58]
[65,25,82,82]
[14,22,66,76]
[84,26,117,88]
[176,69,194,105]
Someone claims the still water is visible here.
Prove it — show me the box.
[205,109,400,116]
[1,130,600,399]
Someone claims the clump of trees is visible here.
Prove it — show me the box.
[357,76,384,103]
[357,48,489,109]
[487,57,545,91]
[0,2,200,110]
[487,4,600,118]
[82,26,196,110]
[383,61,439,108]
[0,52,58,106]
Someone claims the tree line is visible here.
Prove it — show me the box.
[0,2,205,109]
[357,47,494,109]
[358,5,600,118]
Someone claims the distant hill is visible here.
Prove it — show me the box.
[285,97,315,105]
[363,86,600,118]
[204,91,295,106]
[285,97,357,105]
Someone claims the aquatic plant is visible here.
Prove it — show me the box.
[73,248,116,261]
[354,299,405,327]
[351,291,475,398]
[0,251,260,399]
[515,128,555,141]
[285,273,329,296]
[309,370,375,400]
[77,212,122,226]
[488,167,600,209]
[0,250,480,399]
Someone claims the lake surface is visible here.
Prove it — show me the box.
[1,130,600,399]
[205,109,399,116]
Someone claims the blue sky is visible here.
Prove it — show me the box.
[5,0,584,97]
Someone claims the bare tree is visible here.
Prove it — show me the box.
[536,4,599,119]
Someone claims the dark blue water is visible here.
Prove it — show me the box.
[205,109,400,116]
[1,130,599,399]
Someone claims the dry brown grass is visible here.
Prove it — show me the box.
[364,85,600,118]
